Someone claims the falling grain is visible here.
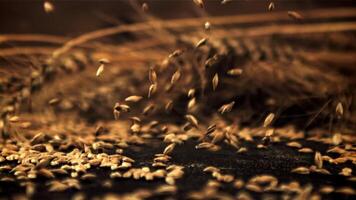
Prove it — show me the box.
[125,95,143,103]
[185,114,199,127]
[263,113,275,127]
[149,68,157,84]
[195,38,208,48]
[142,3,149,12]
[148,84,157,98]
[96,64,104,77]
[218,101,235,114]
[171,70,181,84]
[204,22,211,31]
[268,2,275,11]
[314,151,323,169]
[193,0,204,8]
[221,0,232,4]
[227,68,243,76]
[288,11,303,20]
[291,167,310,174]
[335,102,343,117]
[163,143,176,155]
[212,73,219,91]
[44,1,54,13]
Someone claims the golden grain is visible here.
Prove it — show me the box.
[212,73,219,91]
[185,114,199,127]
[44,1,54,13]
[286,141,302,148]
[227,68,243,76]
[125,95,143,103]
[149,68,157,84]
[263,113,275,127]
[163,143,176,155]
[195,38,208,48]
[171,70,181,84]
[96,64,105,77]
[335,187,355,195]
[193,0,204,8]
[148,84,157,98]
[165,176,175,185]
[221,0,232,4]
[339,168,352,176]
[314,151,323,169]
[233,179,244,189]
[319,185,334,194]
[268,2,275,11]
[288,11,303,20]
[291,167,310,174]
[203,166,220,173]
[335,102,343,117]
[218,101,235,114]
[298,148,313,153]
[332,133,342,145]
[204,22,211,31]
[195,142,214,149]
[187,98,196,110]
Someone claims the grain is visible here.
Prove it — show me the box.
[332,133,342,145]
[218,101,235,114]
[234,179,244,189]
[286,141,302,148]
[204,22,211,31]
[268,2,275,11]
[314,151,323,169]
[163,143,176,155]
[171,70,181,84]
[187,98,196,111]
[96,64,105,77]
[193,0,204,8]
[142,3,149,12]
[148,84,157,98]
[319,185,334,194]
[206,124,216,135]
[165,176,175,185]
[288,11,303,20]
[38,168,55,179]
[9,116,20,123]
[246,183,262,192]
[165,100,174,112]
[212,73,219,91]
[203,166,220,173]
[188,89,195,98]
[155,185,177,194]
[185,114,199,127]
[195,38,208,48]
[195,142,214,149]
[168,49,183,58]
[221,0,232,4]
[44,1,54,13]
[149,68,157,84]
[291,167,310,174]
[48,98,60,105]
[335,102,343,117]
[335,187,355,195]
[81,173,96,180]
[339,168,352,176]
[125,96,143,103]
[263,113,275,127]
[227,68,243,76]
[143,103,155,115]
[298,148,313,153]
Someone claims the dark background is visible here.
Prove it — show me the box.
[0,0,355,35]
